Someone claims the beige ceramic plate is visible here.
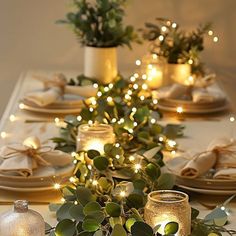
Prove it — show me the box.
[177,184,236,195]
[0,164,74,188]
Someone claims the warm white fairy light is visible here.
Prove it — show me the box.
[77,115,82,121]
[132,107,137,113]
[171,150,176,156]
[159,35,164,41]
[69,177,77,183]
[1,132,7,139]
[142,74,147,80]
[92,180,98,186]
[61,198,65,203]
[213,36,219,42]
[161,26,167,32]
[134,163,142,173]
[140,95,145,101]
[89,107,94,112]
[230,116,235,122]
[150,118,156,124]
[208,30,213,36]
[130,76,136,82]
[108,83,114,89]
[9,114,16,122]
[97,91,102,97]
[172,22,177,28]
[88,120,93,125]
[91,99,97,106]
[148,64,153,69]
[19,103,25,109]
[142,83,148,90]
[73,160,78,164]
[115,143,120,148]
[133,122,138,127]
[111,118,117,123]
[188,59,193,65]
[176,106,183,114]
[133,84,139,90]
[127,90,133,95]
[168,140,177,148]
[125,94,131,100]
[104,87,109,92]
[119,118,125,124]
[74,201,78,205]
[153,99,158,104]
[135,60,141,66]
[159,136,164,142]
[115,155,120,159]
[93,83,98,88]
[54,183,61,189]
[71,152,77,157]
[152,54,158,60]
[134,73,139,78]
[166,20,171,26]
[129,155,135,162]
[107,96,113,103]
[54,117,60,124]
[88,165,92,170]
[120,190,126,197]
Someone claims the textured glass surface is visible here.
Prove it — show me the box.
[0,200,45,236]
[77,124,115,152]
[144,190,191,236]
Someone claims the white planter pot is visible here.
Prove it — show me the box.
[84,46,118,84]
[165,64,191,85]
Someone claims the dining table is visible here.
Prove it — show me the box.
[0,70,236,233]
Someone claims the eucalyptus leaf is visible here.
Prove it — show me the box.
[145,163,161,181]
[83,202,102,216]
[87,150,100,159]
[131,221,153,236]
[127,193,144,209]
[111,224,127,236]
[82,219,100,232]
[157,173,175,190]
[93,156,109,171]
[125,218,137,232]
[164,221,179,235]
[105,202,121,217]
[56,203,74,221]
[69,204,85,221]
[76,187,96,206]
[55,219,76,236]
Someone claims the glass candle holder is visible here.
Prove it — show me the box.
[77,123,115,153]
[0,200,45,236]
[144,190,191,236]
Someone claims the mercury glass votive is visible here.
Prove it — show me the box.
[144,190,191,236]
[0,200,45,236]
[77,123,115,153]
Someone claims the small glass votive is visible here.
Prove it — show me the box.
[144,190,191,236]
[77,123,115,153]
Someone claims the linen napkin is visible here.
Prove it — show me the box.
[0,136,73,177]
[24,73,97,107]
[170,137,236,179]
[192,87,225,103]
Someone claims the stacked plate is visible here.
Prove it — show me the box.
[0,164,74,192]
[157,98,229,114]
[21,94,84,114]
[175,175,236,195]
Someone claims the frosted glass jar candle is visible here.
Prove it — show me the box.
[77,123,115,153]
[144,190,191,236]
[0,200,45,236]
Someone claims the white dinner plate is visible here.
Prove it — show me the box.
[177,184,236,195]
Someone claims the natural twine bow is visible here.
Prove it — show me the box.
[2,142,53,167]
[191,139,236,164]
[33,73,67,95]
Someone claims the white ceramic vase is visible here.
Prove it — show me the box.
[165,63,191,85]
[84,46,118,84]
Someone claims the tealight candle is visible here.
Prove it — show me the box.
[77,123,115,153]
[144,190,191,236]
[146,64,164,89]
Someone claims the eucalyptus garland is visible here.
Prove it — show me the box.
[48,75,234,236]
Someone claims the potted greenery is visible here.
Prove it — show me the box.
[59,0,139,84]
[142,18,211,85]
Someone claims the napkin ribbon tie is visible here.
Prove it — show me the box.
[3,145,52,167]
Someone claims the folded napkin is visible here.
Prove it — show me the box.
[155,84,188,99]
[24,73,97,107]
[169,137,236,179]
[192,87,225,103]
[155,83,225,103]
[0,136,73,177]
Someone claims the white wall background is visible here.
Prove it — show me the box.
[0,0,235,114]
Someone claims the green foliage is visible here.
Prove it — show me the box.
[141,18,212,76]
[58,0,140,48]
